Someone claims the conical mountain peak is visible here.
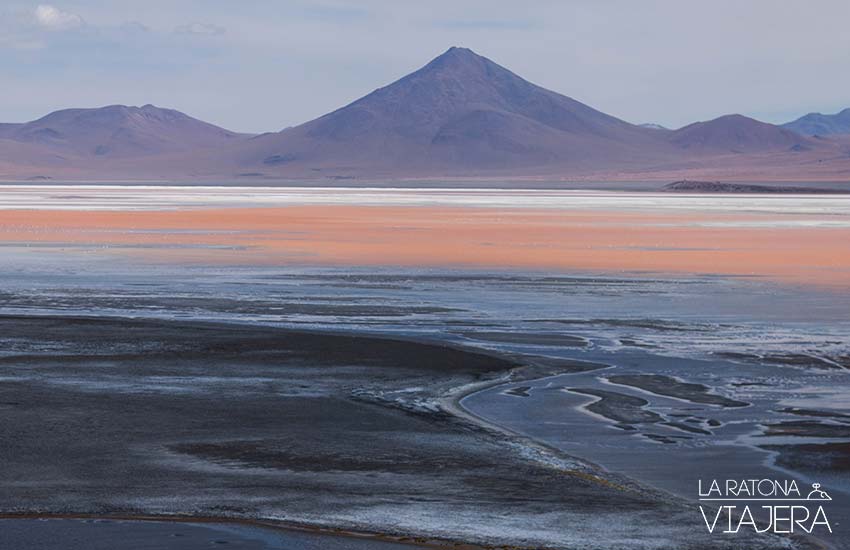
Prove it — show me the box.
[424,46,487,69]
[235,46,665,177]
[299,46,638,148]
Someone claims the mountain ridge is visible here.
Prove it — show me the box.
[783,109,850,136]
[0,104,244,160]
[1,47,848,181]
[670,114,813,154]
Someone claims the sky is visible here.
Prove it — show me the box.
[1,0,849,133]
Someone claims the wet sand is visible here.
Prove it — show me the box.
[0,518,432,550]
[765,442,850,476]
[0,314,786,549]
[568,388,664,425]
[607,374,748,407]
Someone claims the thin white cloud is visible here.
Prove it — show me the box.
[33,5,84,30]
[175,22,225,36]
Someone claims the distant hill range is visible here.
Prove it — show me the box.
[669,114,813,154]
[0,105,245,180]
[1,47,849,182]
[782,109,850,136]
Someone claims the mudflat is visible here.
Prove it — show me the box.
[0,315,795,549]
[0,518,429,550]
[607,374,748,408]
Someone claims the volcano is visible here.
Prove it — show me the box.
[227,47,673,177]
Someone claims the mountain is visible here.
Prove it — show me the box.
[782,109,850,136]
[669,114,812,154]
[0,105,243,160]
[639,123,669,131]
[224,47,673,176]
[1,48,849,182]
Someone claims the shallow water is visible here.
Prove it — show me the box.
[463,361,850,537]
[2,260,849,546]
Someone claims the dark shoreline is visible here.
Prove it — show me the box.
[661,180,850,194]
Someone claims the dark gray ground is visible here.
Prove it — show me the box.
[764,442,850,475]
[0,315,800,549]
[0,519,428,550]
[606,374,748,408]
[567,388,663,425]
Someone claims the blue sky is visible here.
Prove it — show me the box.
[1,1,849,133]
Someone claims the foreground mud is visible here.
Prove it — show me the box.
[0,315,804,549]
